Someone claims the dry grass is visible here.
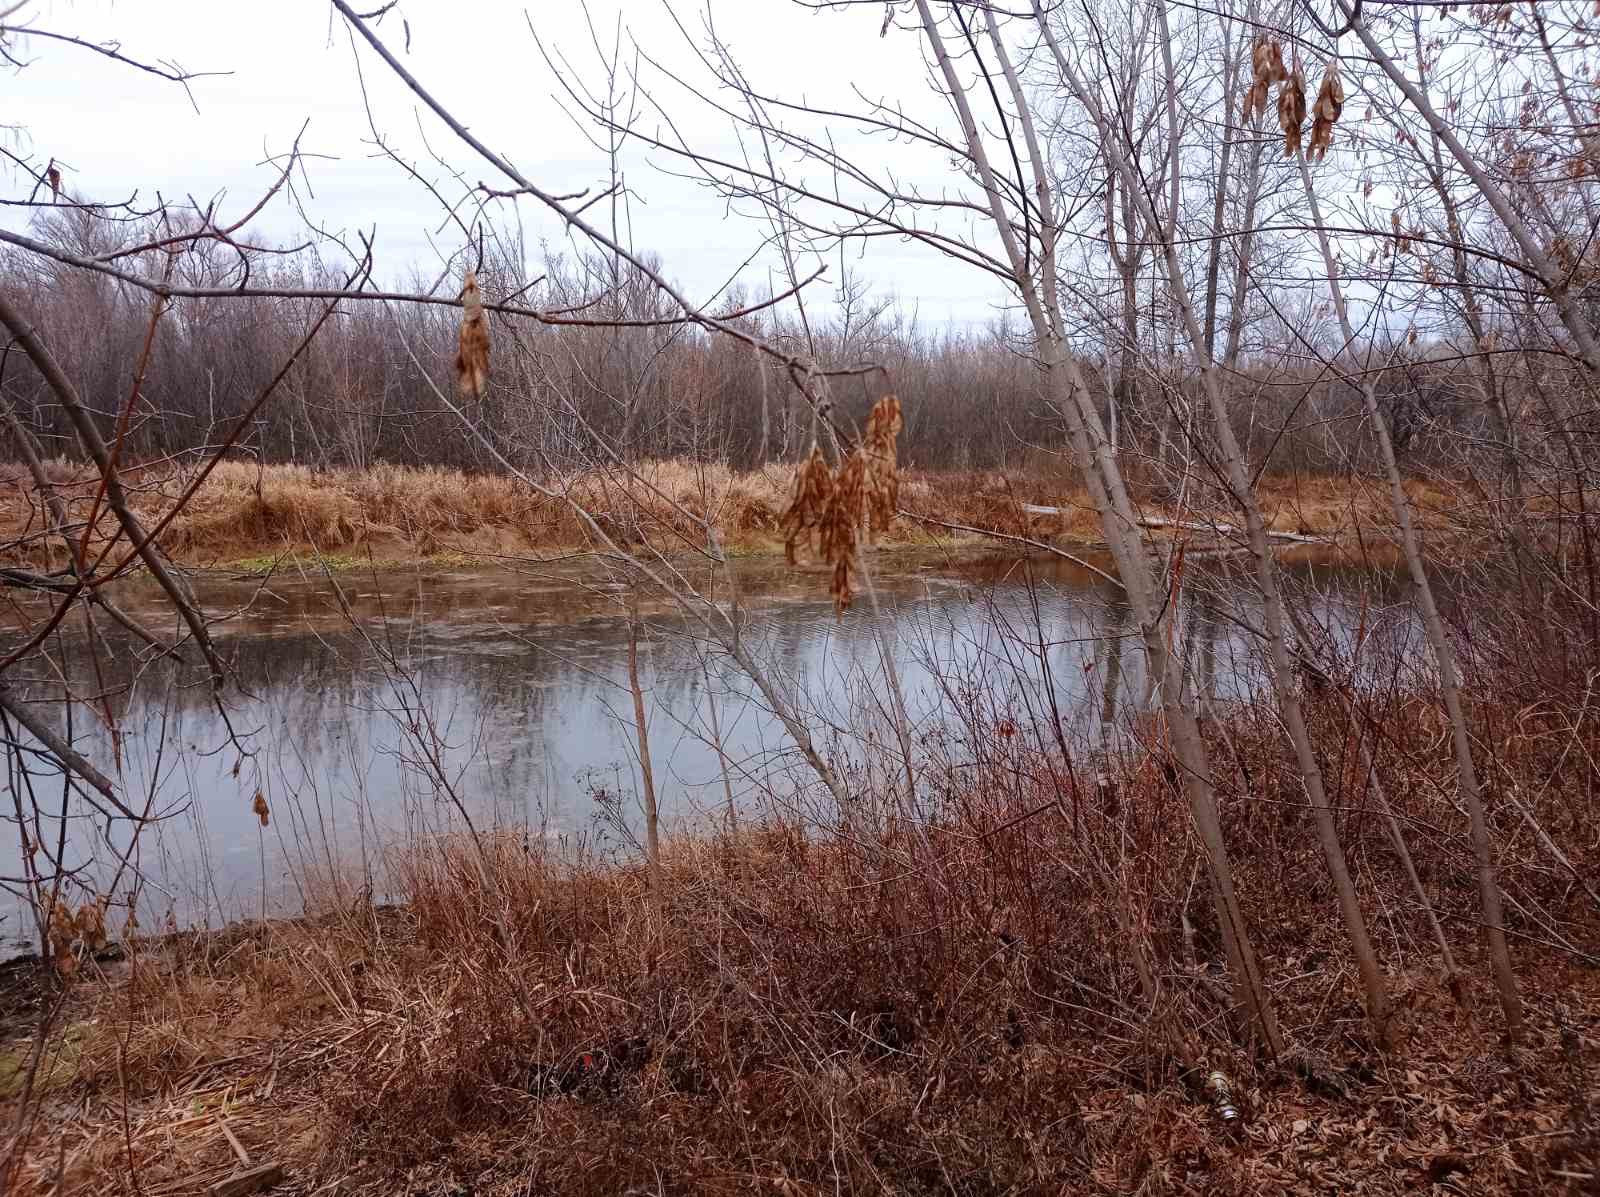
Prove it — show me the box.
[0,459,795,567]
[9,647,1600,1195]
[0,457,1500,572]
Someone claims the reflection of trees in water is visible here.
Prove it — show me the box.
[0,560,1432,950]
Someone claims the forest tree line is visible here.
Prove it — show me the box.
[5,204,1590,484]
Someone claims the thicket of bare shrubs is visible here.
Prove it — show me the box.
[25,587,1599,1193]
[4,1,1600,1194]
[4,206,1589,482]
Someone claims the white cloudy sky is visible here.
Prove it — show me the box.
[4,0,1018,325]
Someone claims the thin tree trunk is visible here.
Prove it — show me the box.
[1039,0,1392,1044]
[1201,14,1241,357]
[1295,150,1524,1042]
[949,0,1284,1053]
[1346,5,1600,376]
[1405,13,1535,567]
[626,601,663,908]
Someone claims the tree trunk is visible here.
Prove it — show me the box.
[626,602,663,910]
[1296,150,1523,1043]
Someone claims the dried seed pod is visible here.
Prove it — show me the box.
[1391,210,1416,256]
[1245,80,1266,123]
[861,394,902,541]
[1278,68,1307,157]
[1550,235,1577,274]
[74,900,108,951]
[46,898,74,957]
[454,268,491,401]
[1252,36,1287,85]
[1247,36,1287,123]
[780,445,835,565]
[824,450,866,612]
[1308,60,1344,162]
[782,395,904,614]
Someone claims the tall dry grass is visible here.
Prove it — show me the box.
[1,459,798,566]
[14,611,1600,1193]
[1,456,1498,570]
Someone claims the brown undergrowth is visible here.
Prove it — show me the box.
[8,651,1599,1196]
[0,458,1498,572]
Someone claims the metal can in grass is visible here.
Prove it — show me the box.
[1205,1070,1240,1124]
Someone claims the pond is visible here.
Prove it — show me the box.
[0,548,1426,955]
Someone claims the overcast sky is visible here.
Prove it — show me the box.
[5,1,1019,327]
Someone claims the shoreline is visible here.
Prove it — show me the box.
[9,799,1599,1195]
[0,459,1473,576]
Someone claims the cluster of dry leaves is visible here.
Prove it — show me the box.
[1248,36,1344,161]
[43,896,109,978]
[449,280,908,610]
[454,268,491,401]
[780,395,903,611]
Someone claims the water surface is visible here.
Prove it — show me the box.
[0,549,1425,954]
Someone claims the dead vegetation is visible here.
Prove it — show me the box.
[9,648,1599,1195]
[0,457,1501,572]
[453,269,491,402]
[780,395,904,610]
[4,2,1600,1192]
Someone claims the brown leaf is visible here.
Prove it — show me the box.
[252,791,271,828]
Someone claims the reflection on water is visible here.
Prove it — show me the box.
[0,551,1426,954]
